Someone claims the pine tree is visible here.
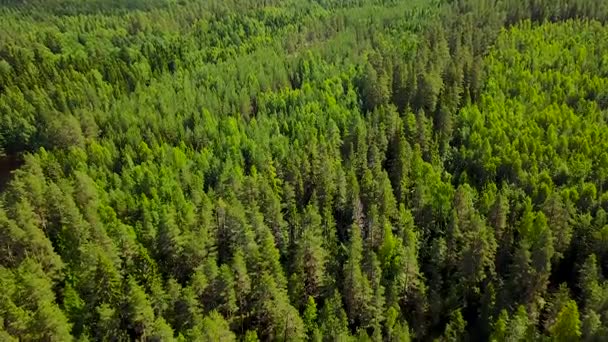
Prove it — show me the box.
[549,300,581,341]
[232,250,251,334]
[343,223,374,328]
[125,277,155,339]
[319,290,350,340]
[542,194,572,261]
[291,205,327,305]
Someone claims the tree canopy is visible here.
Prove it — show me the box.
[1,0,608,340]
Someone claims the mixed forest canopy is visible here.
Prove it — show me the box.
[2,0,608,340]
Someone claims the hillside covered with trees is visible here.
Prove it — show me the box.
[2,0,608,340]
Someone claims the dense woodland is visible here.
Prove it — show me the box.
[2,0,608,340]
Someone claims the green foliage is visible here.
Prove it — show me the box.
[549,300,582,341]
[1,0,608,340]
[0,260,72,341]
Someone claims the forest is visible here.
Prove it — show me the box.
[2,0,608,340]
